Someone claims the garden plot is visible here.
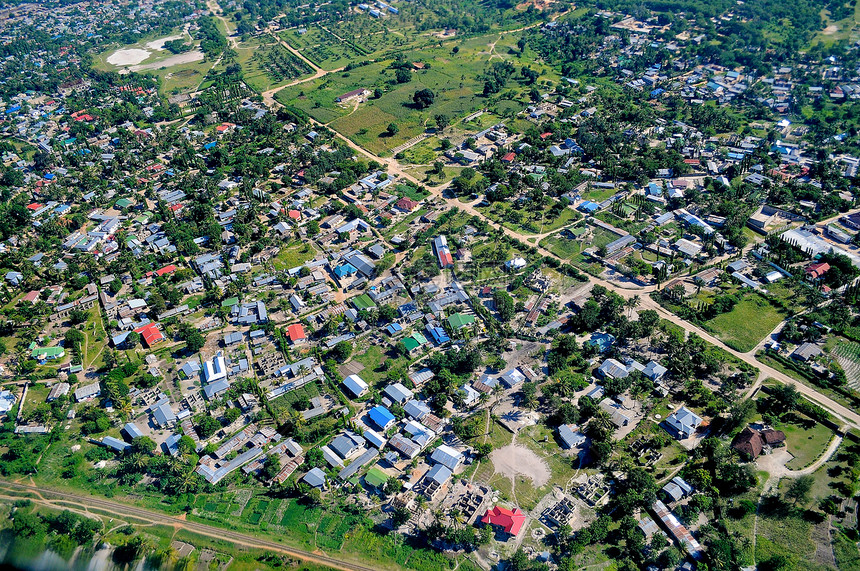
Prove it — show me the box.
[831,341,860,391]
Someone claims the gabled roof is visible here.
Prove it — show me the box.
[287,323,306,341]
[369,405,396,429]
[481,506,526,536]
[665,407,702,438]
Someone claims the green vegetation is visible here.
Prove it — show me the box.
[705,295,786,352]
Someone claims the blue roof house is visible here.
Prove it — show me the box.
[369,405,396,431]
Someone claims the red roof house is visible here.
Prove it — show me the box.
[481,506,526,537]
[501,152,516,163]
[287,323,306,343]
[147,264,178,278]
[134,323,165,347]
[395,197,419,212]
[288,209,301,220]
[22,291,40,303]
[805,262,830,280]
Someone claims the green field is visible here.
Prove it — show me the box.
[539,223,617,267]
[778,415,835,470]
[272,241,318,270]
[232,36,314,93]
[280,27,364,71]
[275,30,557,155]
[705,295,786,352]
[477,201,581,236]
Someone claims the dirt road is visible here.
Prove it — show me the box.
[0,480,383,571]
[248,15,860,432]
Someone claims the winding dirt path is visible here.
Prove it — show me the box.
[0,480,375,571]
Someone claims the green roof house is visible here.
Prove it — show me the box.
[221,296,239,308]
[352,294,376,311]
[448,313,476,330]
[365,467,388,488]
[31,346,65,360]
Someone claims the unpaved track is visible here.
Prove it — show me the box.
[0,480,377,571]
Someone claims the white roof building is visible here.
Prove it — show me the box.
[204,352,228,384]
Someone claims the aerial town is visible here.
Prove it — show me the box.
[1,0,860,569]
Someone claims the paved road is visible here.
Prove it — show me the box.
[0,480,381,571]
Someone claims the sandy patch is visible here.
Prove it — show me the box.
[823,24,839,35]
[128,50,204,72]
[490,444,550,487]
[145,34,184,51]
[107,48,151,66]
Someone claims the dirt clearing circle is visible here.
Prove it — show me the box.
[490,444,550,487]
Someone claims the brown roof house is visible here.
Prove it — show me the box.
[731,427,786,460]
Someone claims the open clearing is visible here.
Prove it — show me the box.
[490,443,550,487]
[107,48,151,66]
[128,51,204,72]
[705,295,785,352]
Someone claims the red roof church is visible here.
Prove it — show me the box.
[481,506,526,537]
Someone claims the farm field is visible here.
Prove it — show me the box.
[705,295,786,353]
[279,27,364,71]
[830,340,860,391]
[275,29,557,155]
[233,36,314,93]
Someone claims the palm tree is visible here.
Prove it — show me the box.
[625,295,640,318]
[590,408,615,434]
[490,384,504,415]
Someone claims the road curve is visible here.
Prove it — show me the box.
[0,480,378,571]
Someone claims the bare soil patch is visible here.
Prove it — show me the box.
[490,443,550,487]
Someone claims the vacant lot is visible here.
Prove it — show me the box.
[706,295,785,352]
[778,414,835,470]
[276,31,554,155]
[272,242,318,271]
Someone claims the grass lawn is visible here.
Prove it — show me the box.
[776,414,835,470]
[275,30,546,155]
[268,381,321,421]
[383,207,427,239]
[478,202,581,236]
[705,294,785,352]
[272,242,318,271]
[401,137,441,164]
[349,344,408,387]
[833,529,860,571]
[755,514,822,570]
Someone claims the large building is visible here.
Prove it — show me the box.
[204,352,228,384]
[432,235,454,269]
